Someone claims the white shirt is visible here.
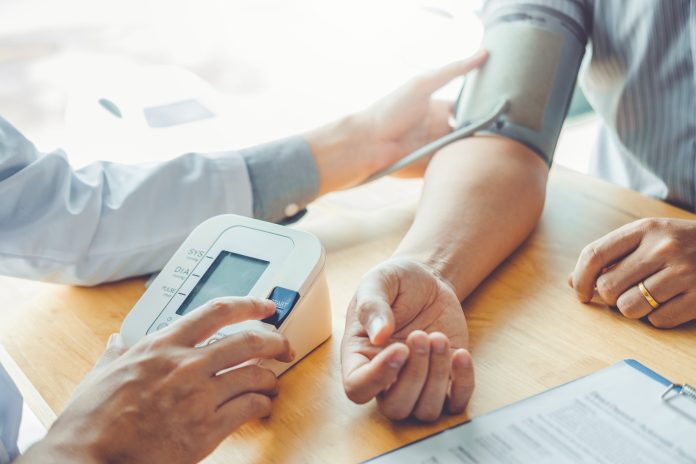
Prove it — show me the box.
[485,0,696,210]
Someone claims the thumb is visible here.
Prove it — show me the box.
[355,271,396,345]
[94,333,128,368]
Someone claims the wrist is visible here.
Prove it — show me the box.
[20,432,103,464]
[390,251,460,297]
[304,113,378,195]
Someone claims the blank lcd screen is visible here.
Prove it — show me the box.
[176,251,269,316]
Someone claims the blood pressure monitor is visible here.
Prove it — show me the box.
[121,214,332,375]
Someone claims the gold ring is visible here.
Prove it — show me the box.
[638,281,660,309]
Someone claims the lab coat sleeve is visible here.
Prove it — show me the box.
[0,364,22,464]
[240,136,319,223]
[0,116,318,285]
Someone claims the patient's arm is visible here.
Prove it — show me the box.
[341,135,548,421]
[396,135,548,299]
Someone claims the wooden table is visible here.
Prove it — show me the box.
[1,167,695,463]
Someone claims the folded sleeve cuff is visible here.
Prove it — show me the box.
[239,136,320,223]
[482,0,590,38]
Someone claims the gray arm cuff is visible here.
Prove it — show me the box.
[240,136,320,223]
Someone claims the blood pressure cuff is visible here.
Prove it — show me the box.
[453,3,589,165]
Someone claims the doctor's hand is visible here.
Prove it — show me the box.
[341,258,474,422]
[570,218,696,328]
[307,51,488,194]
[20,297,294,464]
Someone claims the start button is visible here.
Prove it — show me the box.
[263,287,300,328]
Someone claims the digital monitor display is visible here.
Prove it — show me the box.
[176,251,269,316]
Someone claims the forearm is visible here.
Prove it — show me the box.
[395,135,548,300]
[304,113,380,196]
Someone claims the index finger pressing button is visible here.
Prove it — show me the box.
[262,287,300,329]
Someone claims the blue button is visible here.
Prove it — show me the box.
[263,287,300,328]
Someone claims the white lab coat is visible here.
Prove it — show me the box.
[0,106,320,460]
[0,117,253,285]
[0,116,253,462]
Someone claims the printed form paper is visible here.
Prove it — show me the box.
[367,361,696,464]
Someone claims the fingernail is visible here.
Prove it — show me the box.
[432,337,447,354]
[107,333,117,346]
[367,316,385,341]
[454,349,471,368]
[414,336,429,355]
[388,349,408,369]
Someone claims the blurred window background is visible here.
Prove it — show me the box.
[0,0,596,172]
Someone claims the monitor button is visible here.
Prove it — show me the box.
[264,287,300,328]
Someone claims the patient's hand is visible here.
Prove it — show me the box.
[341,258,474,421]
[570,217,696,328]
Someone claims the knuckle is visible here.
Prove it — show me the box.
[648,313,676,329]
[137,334,169,353]
[207,298,230,316]
[414,408,439,423]
[582,243,603,269]
[249,365,265,385]
[242,330,265,352]
[184,394,214,423]
[356,302,388,329]
[175,355,205,375]
[654,238,679,258]
[277,332,290,350]
[132,349,179,376]
[616,294,640,318]
[447,400,467,415]
[672,263,692,276]
[595,276,617,303]
[343,383,370,405]
[250,366,275,387]
[151,334,178,351]
[357,297,381,316]
[245,393,272,415]
[154,392,176,412]
[638,217,660,232]
[250,299,267,315]
[380,403,410,421]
